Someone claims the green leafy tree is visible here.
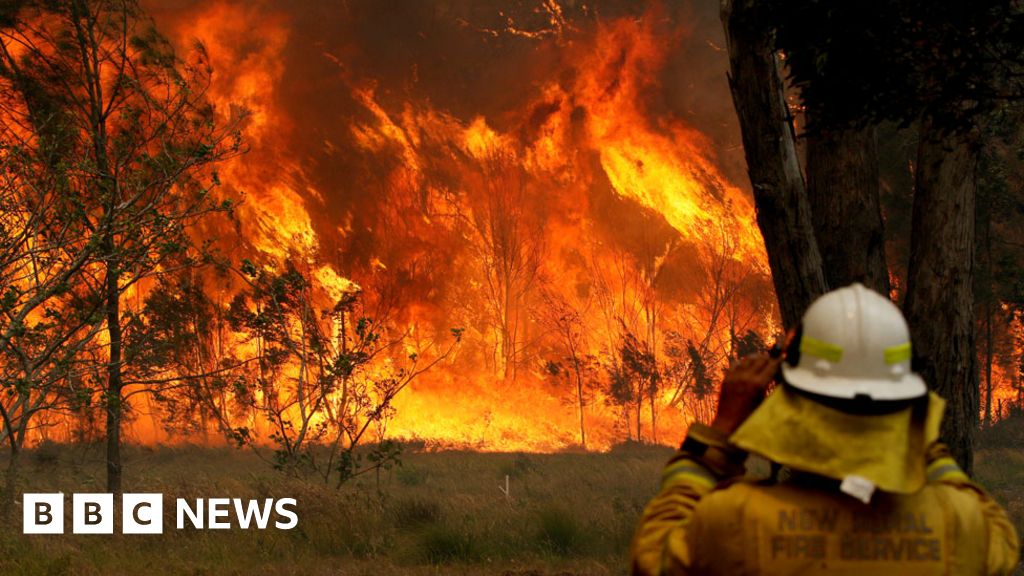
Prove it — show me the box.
[618,330,659,443]
[0,121,112,513]
[228,260,460,486]
[0,0,243,493]
[131,271,257,443]
[538,284,597,449]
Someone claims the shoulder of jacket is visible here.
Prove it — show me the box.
[696,475,762,508]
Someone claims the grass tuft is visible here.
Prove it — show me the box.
[418,524,478,563]
[536,505,585,556]
[391,496,442,527]
[394,466,429,486]
[978,411,1024,449]
[499,452,536,479]
[31,440,61,468]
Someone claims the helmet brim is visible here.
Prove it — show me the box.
[781,363,928,401]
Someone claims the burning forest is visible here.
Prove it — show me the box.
[2,0,1023,492]
[0,0,777,467]
[157,0,777,454]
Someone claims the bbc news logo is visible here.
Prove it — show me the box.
[23,493,298,534]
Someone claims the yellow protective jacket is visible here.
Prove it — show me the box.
[631,432,1020,575]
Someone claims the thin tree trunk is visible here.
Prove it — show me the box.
[647,304,658,445]
[649,386,657,444]
[720,0,827,328]
[903,120,979,474]
[635,393,642,443]
[2,445,20,521]
[578,392,586,449]
[984,297,993,427]
[572,361,587,449]
[981,191,994,427]
[105,256,123,495]
[806,125,890,294]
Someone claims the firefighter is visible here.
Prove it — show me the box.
[631,283,1020,575]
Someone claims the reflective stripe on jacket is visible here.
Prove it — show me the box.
[631,452,1020,575]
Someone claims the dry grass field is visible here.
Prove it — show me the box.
[0,441,669,575]
[0,421,1021,576]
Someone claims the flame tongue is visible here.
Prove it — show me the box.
[108,2,772,450]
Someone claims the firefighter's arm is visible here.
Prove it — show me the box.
[631,354,781,576]
[926,443,1021,576]
[630,423,746,576]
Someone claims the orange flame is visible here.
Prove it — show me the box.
[21,1,776,450]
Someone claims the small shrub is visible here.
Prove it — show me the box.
[536,505,583,556]
[419,524,477,563]
[395,466,428,486]
[392,496,442,527]
[978,411,1024,449]
[395,438,427,453]
[499,453,535,479]
[609,440,674,458]
[31,441,61,468]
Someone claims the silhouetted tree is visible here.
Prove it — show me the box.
[720,0,1024,470]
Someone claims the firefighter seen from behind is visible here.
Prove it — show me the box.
[631,283,1020,575]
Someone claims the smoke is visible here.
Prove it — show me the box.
[149,0,743,250]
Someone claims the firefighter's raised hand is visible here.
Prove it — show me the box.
[711,354,783,435]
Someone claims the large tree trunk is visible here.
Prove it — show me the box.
[903,120,979,473]
[806,126,890,294]
[720,0,827,328]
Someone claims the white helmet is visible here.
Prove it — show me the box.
[781,283,927,401]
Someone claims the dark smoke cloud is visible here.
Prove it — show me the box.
[147,0,746,304]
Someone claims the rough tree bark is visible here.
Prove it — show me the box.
[903,120,979,473]
[720,0,827,328]
[721,0,979,476]
[806,126,890,294]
